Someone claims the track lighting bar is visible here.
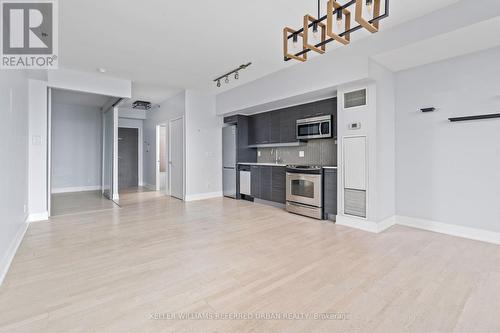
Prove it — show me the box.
[213,62,252,87]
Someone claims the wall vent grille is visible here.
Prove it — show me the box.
[344,89,367,109]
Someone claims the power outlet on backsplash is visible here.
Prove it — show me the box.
[299,151,305,158]
[257,151,261,157]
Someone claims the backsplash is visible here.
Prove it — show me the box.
[257,139,337,166]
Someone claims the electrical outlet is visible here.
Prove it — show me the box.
[32,135,42,145]
[299,151,305,158]
[23,204,27,214]
[258,151,261,157]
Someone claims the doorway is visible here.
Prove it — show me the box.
[118,128,139,190]
[49,88,119,217]
[169,117,184,200]
[156,124,168,193]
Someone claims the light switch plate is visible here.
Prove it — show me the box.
[299,151,305,158]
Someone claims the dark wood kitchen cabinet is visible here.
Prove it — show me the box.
[248,165,286,204]
[249,113,271,145]
[259,166,272,201]
[250,166,261,198]
[247,98,337,146]
[300,98,336,118]
[323,168,338,220]
[271,167,286,204]
[270,111,281,143]
[280,107,300,143]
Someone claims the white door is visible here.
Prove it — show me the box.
[343,136,367,190]
[169,118,184,200]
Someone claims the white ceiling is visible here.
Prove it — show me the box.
[59,0,460,101]
[52,89,113,108]
[372,16,500,72]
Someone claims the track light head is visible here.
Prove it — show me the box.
[213,63,251,87]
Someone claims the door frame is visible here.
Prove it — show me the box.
[47,87,52,217]
[169,116,185,200]
[118,125,143,189]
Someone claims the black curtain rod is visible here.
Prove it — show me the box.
[449,113,500,122]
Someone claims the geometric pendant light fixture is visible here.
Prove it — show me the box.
[327,0,351,45]
[284,0,389,62]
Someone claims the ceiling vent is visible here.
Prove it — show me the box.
[132,100,152,110]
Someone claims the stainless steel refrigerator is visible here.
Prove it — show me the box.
[222,125,237,198]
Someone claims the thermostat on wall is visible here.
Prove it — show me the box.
[348,122,361,130]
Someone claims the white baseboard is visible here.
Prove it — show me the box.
[52,185,102,194]
[337,214,500,245]
[28,212,49,222]
[0,218,29,286]
[336,214,396,234]
[185,191,223,202]
[396,215,500,245]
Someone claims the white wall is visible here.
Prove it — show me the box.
[369,61,396,221]
[28,80,48,218]
[0,71,30,284]
[143,92,185,188]
[185,91,223,200]
[396,46,500,233]
[48,69,131,99]
[51,103,102,192]
[216,52,368,115]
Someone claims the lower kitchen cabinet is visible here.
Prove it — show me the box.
[250,166,261,198]
[260,166,272,201]
[271,167,286,204]
[323,169,338,220]
[249,165,286,204]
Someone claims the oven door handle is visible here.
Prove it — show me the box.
[287,173,321,181]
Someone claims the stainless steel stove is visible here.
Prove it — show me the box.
[285,165,323,219]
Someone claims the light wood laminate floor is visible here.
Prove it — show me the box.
[1,190,500,333]
[51,191,119,217]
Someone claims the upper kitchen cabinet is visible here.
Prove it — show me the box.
[279,106,300,143]
[249,112,271,145]
[270,111,281,143]
[300,99,337,119]
[247,97,337,146]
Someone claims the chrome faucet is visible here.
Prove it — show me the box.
[273,148,282,164]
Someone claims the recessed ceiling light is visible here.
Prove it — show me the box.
[98,68,107,73]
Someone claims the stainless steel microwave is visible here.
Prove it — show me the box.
[296,115,333,140]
